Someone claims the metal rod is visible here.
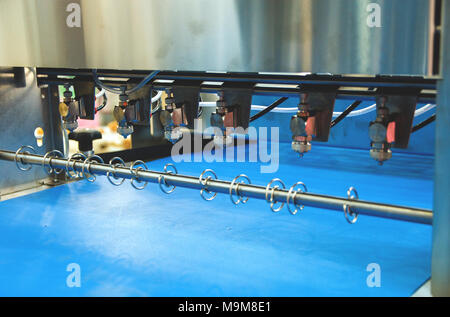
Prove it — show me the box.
[0,149,433,225]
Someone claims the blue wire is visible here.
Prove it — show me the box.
[92,69,160,95]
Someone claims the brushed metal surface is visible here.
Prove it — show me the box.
[432,0,450,297]
[0,68,63,193]
[0,0,431,75]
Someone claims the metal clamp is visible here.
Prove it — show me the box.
[286,181,308,215]
[106,157,126,186]
[158,163,178,194]
[65,153,87,178]
[42,150,65,175]
[229,174,251,205]
[15,145,36,171]
[130,160,149,190]
[81,155,104,182]
[199,169,218,201]
[265,178,286,212]
[343,186,359,224]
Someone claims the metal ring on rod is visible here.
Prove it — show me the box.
[229,174,251,205]
[265,178,286,212]
[343,186,359,224]
[81,155,104,182]
[286,181,308,215]
[130,160,149,190]
[14,145,36,171]
[42,150,64,175]
[106,157,126,186]
[200,176,215,201]
[65,153,87,178]
[158,163,178,194]
[198,169,218,201]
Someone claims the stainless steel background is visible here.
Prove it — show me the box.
[0,68,63,195]
[0,0,431,75]
[433,0,450,297]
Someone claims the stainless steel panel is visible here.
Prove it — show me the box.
[432,0,450,297]
[0,0,431,75]
[0,68,63,194]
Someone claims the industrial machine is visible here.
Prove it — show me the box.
[0,0,448,297]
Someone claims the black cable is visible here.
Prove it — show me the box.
[249,97,289,122]
[92,69,160,95]
[95,94,108,113]
[330,100,362,128]
[411,114,436,133]
[94,87,108,113]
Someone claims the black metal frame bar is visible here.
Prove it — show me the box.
[36,68,437,103]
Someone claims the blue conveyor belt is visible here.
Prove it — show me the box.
[0,143,433,296]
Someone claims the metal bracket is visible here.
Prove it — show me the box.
[73,81,96,120]
[375,87,421,148]
[128,86,153,125]
[298,84,338,142]
[222,82,254,129]
[172,80,202,129]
